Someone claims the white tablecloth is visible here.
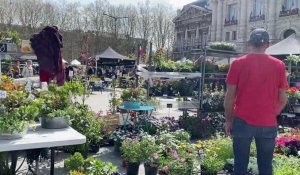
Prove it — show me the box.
[0,125,86,152]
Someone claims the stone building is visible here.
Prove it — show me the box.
[173,0,211,60]
[210,0,300,52]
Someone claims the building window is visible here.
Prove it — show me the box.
[232,31,237,40]
[280,0,299,16]
[225,32,230,41]
[250,0,265,22]
[283,29,296,38]
[225,4,238,26]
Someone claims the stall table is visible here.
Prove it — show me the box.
[0,125,86,175]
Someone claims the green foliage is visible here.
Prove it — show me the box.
[140,135,160,165]
[65,104,103,154]
[64,152,117,175]
[274,155,300,175]
[0,31,21,45]
[120,138,143,163]
[202,155,225,174]
[120,88,146,102]
[47,109,70,119]
[64,152,85,172]
[285,55,300,65]
[210,42,236,51]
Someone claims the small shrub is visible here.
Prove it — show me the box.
[64,152,85,172]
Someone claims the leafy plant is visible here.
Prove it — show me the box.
[120,138,143,163]
[0,31,21,45]
[273,155,300,175]
[140,135,160,166]
[120,88,146,102]
[64,152,85,172]
[285,55,300,65]
[64,152,118,175]
[210,42,236,51]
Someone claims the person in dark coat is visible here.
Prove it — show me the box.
[30,26,65,86]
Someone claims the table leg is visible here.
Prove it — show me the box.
[11,151,18,175]
[50,148,55,175]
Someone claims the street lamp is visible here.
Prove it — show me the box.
[103,13,128,37]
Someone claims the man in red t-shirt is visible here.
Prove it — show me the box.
[224,28,288,175]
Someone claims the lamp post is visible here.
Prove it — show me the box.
[103,13,128,38]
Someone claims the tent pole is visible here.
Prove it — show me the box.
[95,58,98,76]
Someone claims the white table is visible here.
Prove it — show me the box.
[0,125,86,175]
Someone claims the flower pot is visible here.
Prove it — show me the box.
[126,162,140,175]
[89,142,100,153]
[145,164,158,175]
[0,126,28,140]
[123,101,141,109]
[41,116,69,129]
[294,104,300,114]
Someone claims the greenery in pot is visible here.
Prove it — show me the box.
[158,142,197,175]
[0,107,28,134]
[140,135,160,167]
[120,138,143,163]
[120,88,146,102]
[64,152,118,175]
[209,42,236,51]
[65,103,103,154]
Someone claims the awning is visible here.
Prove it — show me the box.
[71,59,81,66]
[266,34,300,55]
[95,47,128,60]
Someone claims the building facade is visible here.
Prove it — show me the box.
[173,0,211,60]
[210,0,300,52]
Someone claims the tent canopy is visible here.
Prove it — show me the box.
[266,34,300,55]
[95,47,128,60]
[71,59,81,66]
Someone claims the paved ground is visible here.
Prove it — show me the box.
[17,89,187,175]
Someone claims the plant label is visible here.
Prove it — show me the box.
[167,103,173,108]
[69,71,74,77]
[28,94,35,100]
[0,90,7,99]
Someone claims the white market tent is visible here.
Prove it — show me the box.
[266,34,300,55]
[71,59,81,66]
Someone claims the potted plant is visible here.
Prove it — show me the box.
[120,138,143,175]
[286,87,300,113]
[36,84,72,129]
[121,88,146,109]
[0,80,36,139]
[140,136,160,175]
[64,152,118,175]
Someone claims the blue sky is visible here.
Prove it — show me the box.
[63,0,195,9]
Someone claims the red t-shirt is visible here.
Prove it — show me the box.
[226,54,288,126]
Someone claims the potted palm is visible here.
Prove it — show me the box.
[120,138,143,175]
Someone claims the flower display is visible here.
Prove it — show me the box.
[275,130,300,156]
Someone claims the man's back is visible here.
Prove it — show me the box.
[227,53,287,126]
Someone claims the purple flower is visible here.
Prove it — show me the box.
[172,150,179,158]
